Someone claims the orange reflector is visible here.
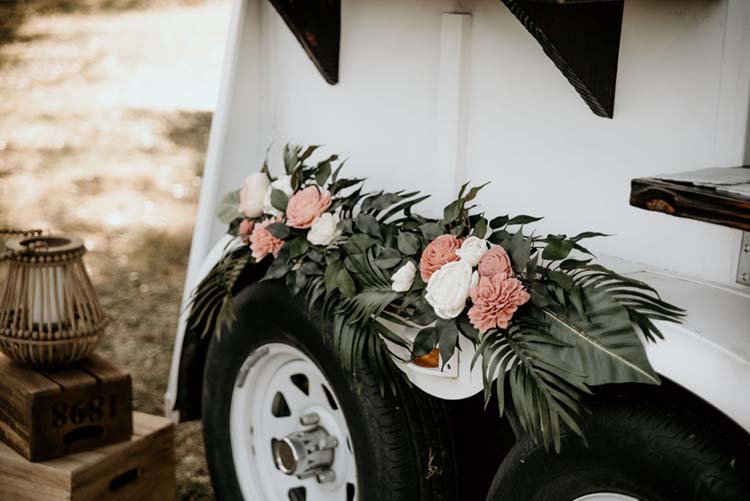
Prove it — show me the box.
[413,348,439,368]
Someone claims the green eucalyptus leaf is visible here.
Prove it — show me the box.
[397,232,420,255]
[215,189,241,224]
[375,248,403,269]
[343,234,375,254]
[419,222,444,241]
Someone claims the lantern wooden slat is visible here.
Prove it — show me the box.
[0,235,108,367]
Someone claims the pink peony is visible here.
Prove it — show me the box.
[477,246,513,279]
[250,218,285,261]
[239,219,254,245]
[419,234,462,282]
[468,275,530,333]
[285,186,332,229]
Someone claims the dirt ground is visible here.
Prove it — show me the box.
[0,1,230,498]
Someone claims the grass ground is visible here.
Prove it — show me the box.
[0,1,230,498]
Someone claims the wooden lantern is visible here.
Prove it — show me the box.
[0,235,108,367]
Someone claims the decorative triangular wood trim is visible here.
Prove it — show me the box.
[268,0,341,85]
[501,0,624,118]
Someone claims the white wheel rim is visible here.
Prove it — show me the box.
[230,343,358,500]
[572,494,640,501]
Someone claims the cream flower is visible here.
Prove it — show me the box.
[239,173,271,218]
[307,212,341,246]
[456,236,489,267]
[391,262,417,292]
[425,260,473,319]
[262,175,294,217]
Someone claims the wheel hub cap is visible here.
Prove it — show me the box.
[272,417,339,481]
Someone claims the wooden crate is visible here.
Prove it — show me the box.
[0,412,175,501]
[0,353,133,461]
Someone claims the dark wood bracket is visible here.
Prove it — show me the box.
[268,0,341,84]
[500,0,624,118]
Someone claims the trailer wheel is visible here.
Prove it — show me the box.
[202,281,458,501]
[486,390,750,501]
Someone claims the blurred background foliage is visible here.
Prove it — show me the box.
[0,0,230,498]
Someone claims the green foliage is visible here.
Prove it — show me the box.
[191,144,686,452]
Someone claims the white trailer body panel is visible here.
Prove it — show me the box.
[166,0,750,426]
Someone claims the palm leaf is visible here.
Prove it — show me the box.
[476,321,591,452]
[541,285,660,385]
[187,242,250,338]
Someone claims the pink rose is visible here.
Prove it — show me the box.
[250,218,285,261]
[478,246,512,279]
[285,186,333,229]
[239,219,254,245]
[419,234,462,282]
[468,275,530,333]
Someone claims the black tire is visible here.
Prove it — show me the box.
[202,280,458,501]
[487,389,750,501]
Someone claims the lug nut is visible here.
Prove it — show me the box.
[300,412,320,426]
[318,436,338,450]
[317,470,336,483]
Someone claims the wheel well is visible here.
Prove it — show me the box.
[593,376,750,445]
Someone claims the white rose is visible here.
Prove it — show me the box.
[239,173,271,218]
[456,236,488,267]
[307,212,341,246]
[425,260,473,319]
[391,261,417,292]
[470,270,479,289]
[262,175,295,217]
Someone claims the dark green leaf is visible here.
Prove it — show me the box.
[507,215,543,226]
[412,326,438,358]
[437,319,459,369]
[315,161,332,186]
[265,222,290,239]
[355,214,382,238]
[474,217,488,239]
[442,200,461,224]
[270,189,289,212]
[325,259,343,294]
[542,238,575,261]
[375,248,402,269]
[457,315,479,340]
[337,268,357,297]
[490,215,509,229]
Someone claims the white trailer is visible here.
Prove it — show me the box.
[166,1,750,499]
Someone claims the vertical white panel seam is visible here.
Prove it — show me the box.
[435,13,473,202]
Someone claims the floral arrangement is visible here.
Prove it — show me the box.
[190,145,684,450]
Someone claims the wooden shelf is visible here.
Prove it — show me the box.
[630,177,750,231]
